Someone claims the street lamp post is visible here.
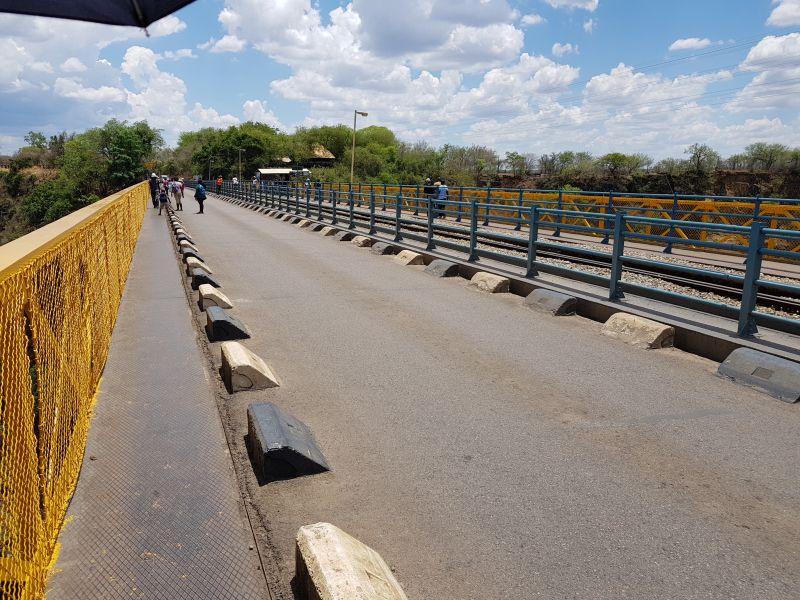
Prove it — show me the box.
[238,148,246,184]
[350,110,368,189]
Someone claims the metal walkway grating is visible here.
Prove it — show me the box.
[47,209,268,599]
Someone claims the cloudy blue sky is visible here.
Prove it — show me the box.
[1,0,798,159]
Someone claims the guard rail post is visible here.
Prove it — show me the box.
[426,197,435,250]
[331,190,338,225]
[317,187,323,220]
[483,187,491,226]
[456,187,463,222]
[526,206,539,277]
[753,196,762,222]
[554,189,563,237]
[602,192,613,244]
[305,186,311,217]
[737,221,766,336]
[382,183,387,211]
[515,189,523,231]
[469,200,479,262]
[348,190,355,229]
[664,192,678,254]
[357,182,362,207]
[369,190,376,234]
[394,192,403,241]
[609,211,626,300]
[414,184,420,216]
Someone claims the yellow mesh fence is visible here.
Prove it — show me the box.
[0,182,147,599]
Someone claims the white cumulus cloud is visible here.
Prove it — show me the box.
[544,0,599,11]
[60,57,87,73]
[583,19,595,33]
[209,35,247,53]
[552,42,579,57]
[521,14,545,26]
[767,0,800,26]
[243,99,284,129]
[53,77,125,102]
[669,37,712,51]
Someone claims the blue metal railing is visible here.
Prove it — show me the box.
[209,180,800,338]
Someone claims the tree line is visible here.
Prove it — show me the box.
[2,118,799,242]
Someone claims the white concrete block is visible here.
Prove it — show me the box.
[198,284,233,310]
[393,250,424,265]
[470,272,510,293]
[185,256,212,274]
[320,226,337,236]
[220,341,279,391]
[295,523,407,600]
[179,240,199,253]
[350,236,373,247]
[601,312,674,349]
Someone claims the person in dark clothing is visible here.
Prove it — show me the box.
[148,173,159,208]
[194,179,207,214]
[435,179,448,218]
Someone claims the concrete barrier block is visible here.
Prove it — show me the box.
[180,248,204,263]
[297,219,312,228]
[174,227,187,236]
[350,236,373,247]
[470,272,510,293]
[370,242,396,255]
[295,522,408,600]
[334,231,354,242]
[320,226,337,236]
[247,402,329,479]
[282,214,294,222]
[198,283,233,310]
[179,240,200,252]
[221,341,279,392]
[205,306,250,342]
[190,268,221,290]
[176,234,194,244]
[601,312,674,349]
[524,289,577,316]
[310,223,325,231]
[718,348,800,403]
[424,259,459,277]
[393,250,424,266]
[185,256,212,274]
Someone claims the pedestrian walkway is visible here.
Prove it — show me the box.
[47,209,268,599]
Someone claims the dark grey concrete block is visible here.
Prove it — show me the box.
[205,306,250,342]
[191,268,221,290]
[310,223,325,231]
[247,402,329,481]
[334,231,354,242]
[180,248,204,263]
[370,242,396,255]
[175,234,194,244]
[718,348,800,403]
[524,289,577,316]
[424,259,459,278]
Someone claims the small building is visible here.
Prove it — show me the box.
[307,144,335,167]
[255,168,311,182]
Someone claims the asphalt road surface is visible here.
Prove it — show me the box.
[176,197,799,600]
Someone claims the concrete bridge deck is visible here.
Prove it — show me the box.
[49,194,800,599]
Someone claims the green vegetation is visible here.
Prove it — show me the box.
[2,118,799,243]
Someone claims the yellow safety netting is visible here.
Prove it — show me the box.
[0,182,147,598]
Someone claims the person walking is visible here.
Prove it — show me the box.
[195,178,207,214]
[149,173,159,208]
[157,186,170,215]
[435,179,449,218]
[215,175,223,194]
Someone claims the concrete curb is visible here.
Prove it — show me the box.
[220,341,279,392]
[334,231,355,242]
[524,289,577,316]
[179,240,200,253]
[601,312,674,349]
[320,226,337,236]
[370,242,396,255]
[198,283,233,310]
[350,235,373,247]
[295,522,408,600]
[190,268,221,290]
[470,272,510,293]
[718,348,800,403]
[205,306,250,342]
[185,256,213,274]
[393,250,424,265]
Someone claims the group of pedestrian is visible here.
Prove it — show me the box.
[148,173,206,215]
[424,177,449,218]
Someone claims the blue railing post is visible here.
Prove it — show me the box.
[483,187,491,226]
[554,189,563,237]
[317,187,322,220]
[602,192,613,244]
[426,197,435,250]
[394,192,403,241]
[609,211,626,300]
[348,190,355,229]
[305,186,311,217]
[456,186,463,222]
[526,206,539,277]
[414,184,420,216]
[515,189,523,231]
[664,192,678,254]
[331,190,338,225]
[369,189,376,234]
[469,200,479,262]
[737,221,766,336]
[382,183,387,211]
[357,182,362,207]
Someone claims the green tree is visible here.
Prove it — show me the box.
[25,131,47,149]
